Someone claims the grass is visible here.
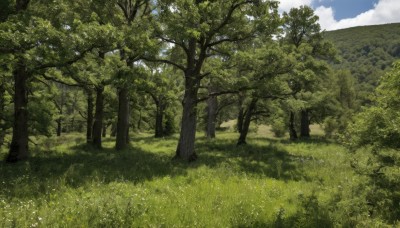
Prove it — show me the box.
[0,129,387,227]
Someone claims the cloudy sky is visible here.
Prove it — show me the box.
[278,0,400,31]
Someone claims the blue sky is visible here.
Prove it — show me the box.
[279,0,400,30]
[313,0,378,20]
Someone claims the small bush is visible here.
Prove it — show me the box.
[323,117,338,138]
[271,118,287,138]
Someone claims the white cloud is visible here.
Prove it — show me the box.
[278,0,400,31]
[315,0,400,30]
[278,0,315,13]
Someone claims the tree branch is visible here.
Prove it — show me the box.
[207,1,252,39]
[141,56,186,72]
[39,73,81,87]
[157,36,189,55]
[197,89,241,103]
[34,46,95,71]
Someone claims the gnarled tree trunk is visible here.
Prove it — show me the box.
[237,98,257,146]
[300,110,310,138]
[92,86,104,149]
[116,87,130,150]
[7,63,30,162]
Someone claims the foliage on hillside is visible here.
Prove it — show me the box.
[325,23,400,105]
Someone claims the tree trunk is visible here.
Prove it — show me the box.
[237,98,257,146]
[175,77,199,161]
[102,124,107,138]
[289,111,297,140]
[6,63,30,162]
[155,100,165,138]
[300,110,310,138]
[116,87,130,150]
[92,86,104,149]
[137,109,142,131]
[111,122,116,137]
[56,119,62,136]
[0,83,6,148]
[126,100,130,144]
[237,94,245,133]
[5,0,31,162]
[206,94,218,139]
[56,85,65,137]
[86,89,94,143]
[16,0,29,11]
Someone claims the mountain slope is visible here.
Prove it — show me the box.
[325,23,400,103]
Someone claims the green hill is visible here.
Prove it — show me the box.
[325,23,400,104]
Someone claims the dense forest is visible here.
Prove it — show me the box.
[0,0,399,226]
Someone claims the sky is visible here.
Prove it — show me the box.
[278,0,400,31]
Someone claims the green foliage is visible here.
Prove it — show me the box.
[283,6,321,48]
[28,92,56,137]
[326,23,400,105]
[345,62,400,149]
[270,116,287,138]
[163,109,177,136]
[0,1,398,226]
[344,61,400,223]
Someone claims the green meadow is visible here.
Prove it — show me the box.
[0,129,379,227]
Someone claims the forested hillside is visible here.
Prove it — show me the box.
[326,23,400,104]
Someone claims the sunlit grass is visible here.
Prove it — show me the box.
[0,131,383,227]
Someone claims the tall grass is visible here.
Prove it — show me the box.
[0,132,391,227]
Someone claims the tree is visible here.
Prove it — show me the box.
[1,0,118,161]
[114,0,153,150]
[142,63,181,138]
[150,0,280,161]
[234,42,294,145]
[321,69,357,138]
[2,0,31,162]
[282,5,335,139]
[199,57,237,139]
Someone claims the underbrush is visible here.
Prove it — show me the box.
[0,132,396,227]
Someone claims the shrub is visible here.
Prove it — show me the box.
[270,118,287,138]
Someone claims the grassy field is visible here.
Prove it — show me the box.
[0,129,381,227]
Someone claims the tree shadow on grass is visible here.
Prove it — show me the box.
[233,193,335,227]
[263,136,333,146]
[0,140,187,199]
[0,134,315,200]
[192,137,314,182]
